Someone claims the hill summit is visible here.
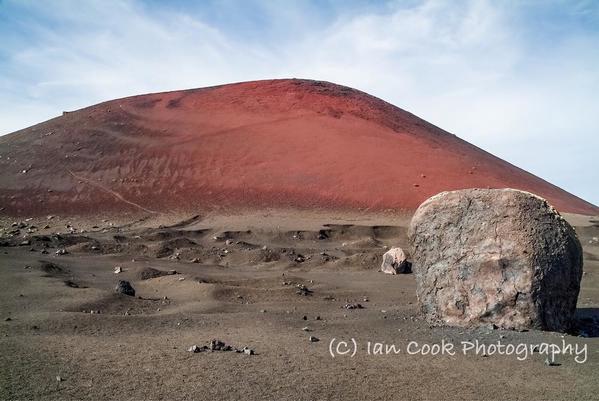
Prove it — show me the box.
[0,79,596,216]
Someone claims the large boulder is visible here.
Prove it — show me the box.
[381,247,411,274]
[408,188,583,332]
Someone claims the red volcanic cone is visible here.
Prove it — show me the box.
[0,79,596,216]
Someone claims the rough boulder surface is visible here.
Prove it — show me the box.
[408,188,583,332]
[381,247,411,274]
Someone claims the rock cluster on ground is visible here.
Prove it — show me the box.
[408,188,583,332]
[187,340,254,355]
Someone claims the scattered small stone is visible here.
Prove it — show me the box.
[55,249,68,255]
[302,327,311,332]
[188,345,207,353]
[309,336,320,342]
[260,309,266,313]
[241,347,254,355]
[4,317,11,322]
[190,258,201,263]
[302,315,307,320]
[315,316,321,320]
[115,280,135,296]
[545,358,560,367]
[344,303,364,310]
[113,266,123,274]
[56,376,63,382]
[296,284,313,296]
[19,240,31,246]
[210,339,232,351]
[316,229,329,240]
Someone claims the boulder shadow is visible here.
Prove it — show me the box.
[573,308,599,338]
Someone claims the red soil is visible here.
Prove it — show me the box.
[0,79,597,216]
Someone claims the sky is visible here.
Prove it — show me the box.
[0,0,598,205]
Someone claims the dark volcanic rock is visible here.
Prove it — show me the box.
[115,280,136,297]
[343,303,364,310]
[408,188,583,332]
[138,267,170,280]
[296,284,313,296]
[209,339,232,351]
[38,261,68,276]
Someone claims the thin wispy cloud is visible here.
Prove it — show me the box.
[0,0,597,203]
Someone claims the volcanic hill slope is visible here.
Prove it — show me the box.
[0,79,596,216]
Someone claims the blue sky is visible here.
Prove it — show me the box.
[1,0,598,205]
